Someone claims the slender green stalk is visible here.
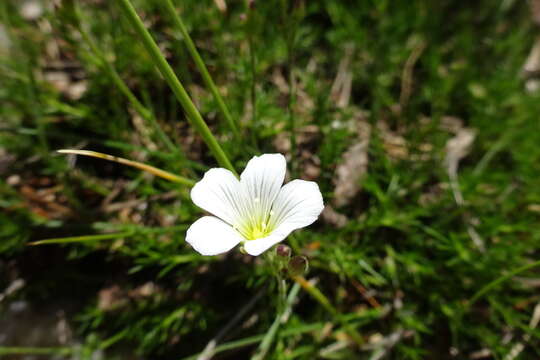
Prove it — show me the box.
[28,231,133,246]
[287,47,297,176]
[116,0,236,175]
[162,0,240,139]
[292,275,336,315]
[181,311,381,360]
[77,26,178,154]
[292,275,364,346]
[0,2,48,153]
[281,0,302,177]
[246,4,258,147]
[0,347,73,356]
[251,283,301,360]
[248,34,257,132]
[467,259,540,307]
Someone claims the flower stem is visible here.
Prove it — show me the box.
[57,149,195,187]
[161,0,240,140]
[292,275,364,346]
[116,0,236,175]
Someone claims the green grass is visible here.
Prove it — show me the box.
[1,0,540,359]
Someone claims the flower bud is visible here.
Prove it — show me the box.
[276,244,291,259]
[288,256,309,277]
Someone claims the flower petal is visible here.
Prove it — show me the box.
[268,179,324,235]
[243,232,287,256]
[190,168,244,226]
[245,179,324,256]
[186,216,243,256]
[240,154,286,227]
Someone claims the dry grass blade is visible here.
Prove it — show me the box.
[57,149,195,187]
[400,39,427,109]
[444,128,476,205]
[444,128,485,252]
[504,302,540,360]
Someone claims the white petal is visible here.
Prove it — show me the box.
[190,168,244,226]
[240,154,286,227]
[245,179,324,256]
[186,216,243,256]
[268,179,324,235]
[243,232,287,256]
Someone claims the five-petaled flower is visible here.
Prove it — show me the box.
[186,154,324,256]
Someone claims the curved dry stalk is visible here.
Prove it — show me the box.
[57,149,195,187]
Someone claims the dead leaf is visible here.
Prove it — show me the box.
[330,44,355,108]
[377,121,408,160]
[20,1,43,21]
[321,205,348,228]
[213,0,227,12]
[400,38,427,109]
[444,127,476,179]
[333,121,371,207]
[439,116,464,133]
[531,0,540,25]
[0,149,16,175]
[522,36,540,77]
[98,285,127,311]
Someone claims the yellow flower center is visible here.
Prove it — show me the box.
[246,222,271,240]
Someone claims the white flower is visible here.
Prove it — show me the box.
[186,154,324,256]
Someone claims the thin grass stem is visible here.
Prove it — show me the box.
[116,0,236,175]
[78,26,179,155]
[251,282,301,360]
[468,259,540,307]
[292,275,364,346]
[162,0,240,139]
[0,347,73,356]
[182,311,381,360]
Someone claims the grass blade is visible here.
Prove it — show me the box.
[116,0,237,175]
[57,149,195,187]
[28,231,133,246]
[162,0,240,140]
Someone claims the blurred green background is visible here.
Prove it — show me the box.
[1,0,540,359]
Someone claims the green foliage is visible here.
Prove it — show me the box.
[1,0,540,359]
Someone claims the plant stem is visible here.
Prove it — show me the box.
[468,259,540,307]
[28,231,133,246]
[162,0,240,139]
[116,0,236,175]
[281,0,300,176]
[0,2,48,154]
[57,149,195,186]
[286,40,297,177]
[77,25,178,155]
[249,35,257,133]
[251,283,301,360]
[292,275,364,346]
[0,347,73,356]
[182,311,381,360]
[244,1,258,147]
